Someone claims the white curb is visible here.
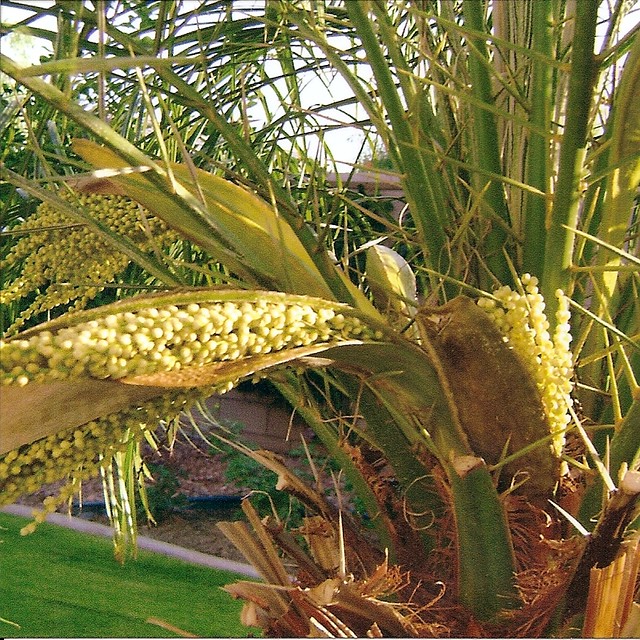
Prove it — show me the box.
[2,503,260,579]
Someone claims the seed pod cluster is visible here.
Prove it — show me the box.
[0,388,206,518]
[477,274,574,455]
[1,190,179,334]
[1,298,381,386]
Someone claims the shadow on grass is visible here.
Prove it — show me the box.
[0,512,258,638]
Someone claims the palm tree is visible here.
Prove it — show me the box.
[1,1,638,636]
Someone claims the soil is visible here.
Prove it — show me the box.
[17,427,271,565]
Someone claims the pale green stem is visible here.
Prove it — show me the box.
[449,467,518,619]
[345,1,450,277]
[523,0,554,278]
[542,0,599,323]
[461,0,512,286]
[367,1,452,219]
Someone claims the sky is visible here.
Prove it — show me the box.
[0,0,370,171]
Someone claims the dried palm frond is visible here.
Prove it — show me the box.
[218,463,610,638]
[220,498,455,637]
[582,536,640,638]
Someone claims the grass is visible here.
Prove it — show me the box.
[0,512,257,638]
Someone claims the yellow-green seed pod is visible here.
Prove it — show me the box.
[0,387,208,510]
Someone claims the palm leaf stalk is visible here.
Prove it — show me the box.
[541,0,600,322]
[460,0,513,285]
[522,0,554,278]
[343,1,452,281]
[1,0,639,635]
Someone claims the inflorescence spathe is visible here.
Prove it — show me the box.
[477,274,574,456]
[1,297,382,387]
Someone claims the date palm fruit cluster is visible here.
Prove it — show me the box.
[0,269,574,520]
[1,296,381,386]
[0,293,383,520]
[1,189,179,334]
[0,389,204,532]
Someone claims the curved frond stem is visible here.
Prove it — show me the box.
[542,0,599,322]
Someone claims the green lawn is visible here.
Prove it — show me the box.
[0,512,257,638]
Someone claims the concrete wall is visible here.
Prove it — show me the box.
[325,170,405,219]
[206,389,308,453]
